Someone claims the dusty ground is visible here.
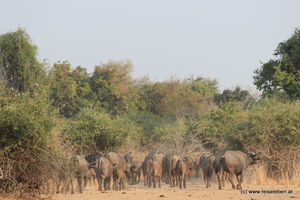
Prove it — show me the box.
[50,178,300,200]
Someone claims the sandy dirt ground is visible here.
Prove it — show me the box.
[49,178,300,200]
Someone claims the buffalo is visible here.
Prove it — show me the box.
[148,159,162,188]
[215,150,259,190]
[124,152,141,184]
[95,156,114,191]
[142,152,164,186]
[70,155,89,193]
[163,154,180,187]
[201,155,215,188]
[175,158,190,189]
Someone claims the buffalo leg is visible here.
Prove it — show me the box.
[169,171,173,187]
[148,175,151,188]
[222,172,227,187]
[178,175,182,189]
[78,177,83,193]
[84,176,88,189]
[56,178,61,193]
[70,178,75,194]
[236,172,244,190]
[217,168,225,190]
[174,172,178,187]
[144,174,147,186]
[137,171,141,184]
[228,171,235,189]
[158,176,161,188]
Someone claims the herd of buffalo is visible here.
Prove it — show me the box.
[0,150,260,194]
[51,150,260,194]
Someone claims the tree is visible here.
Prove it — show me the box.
[89,60,135,115]
[0,28,45,92]
[138,77,218,119]
[49,61,77,117]
[254,28,300,98]
[214,87,255,108]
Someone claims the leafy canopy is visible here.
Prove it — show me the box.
[0,28,45,92]
[254,28,300,98]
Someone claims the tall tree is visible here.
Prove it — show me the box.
[254,28,300,98]
[89,60,135,115]
[0,28,45,92]
[50,61,77,117]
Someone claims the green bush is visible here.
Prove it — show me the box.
[188,102,248,151]
[0,91,54,149]
[66,108,142,153]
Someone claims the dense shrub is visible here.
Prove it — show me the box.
[188,97,300,180]
[0,90,61,197]
[66,108,142,153]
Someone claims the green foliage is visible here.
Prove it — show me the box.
[188,102,247,151]
[238,98,300,150]
[66,108,141,153]
[138,77,218,119]
[188,97,300,155]
[49,62,94,118]
[254,28,300,98]
[153,118,187,143]
[0,28,45,92]
[128,112,170,145]
[214,86,255,108]
[89,60,137,115]
[0,90,54,149]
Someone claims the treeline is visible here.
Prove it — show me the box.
[0,28,299,196]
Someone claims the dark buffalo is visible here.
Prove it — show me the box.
[201,155,215,188]
[213,152,226,188]
[199,153,212,169]
[163,154,180,187]
[141,157,151,186]
[85,153,102,167]
[215,150,259,190]
[95,156,113,191]
[175,158,190,189]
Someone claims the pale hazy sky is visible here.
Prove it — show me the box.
[1,0,300,91]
